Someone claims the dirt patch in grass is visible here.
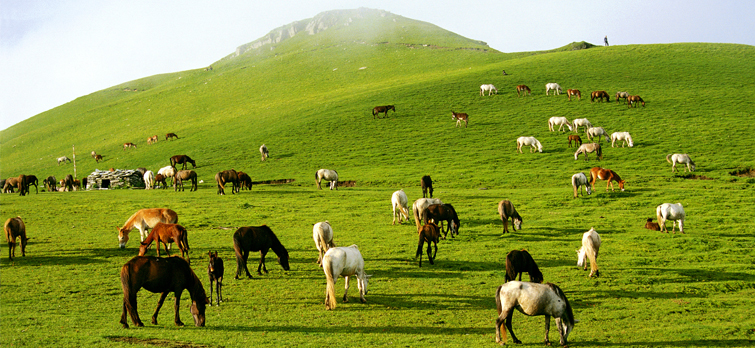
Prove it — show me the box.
[729,167,755,178]
[105,336,212,348]
[337,180,356,187]
[679,174,713,180]
[251,178,295,185]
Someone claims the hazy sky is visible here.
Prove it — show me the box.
[2,0,753,131]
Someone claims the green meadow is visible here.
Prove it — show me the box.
[1,8,754,347]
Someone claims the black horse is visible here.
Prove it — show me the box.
[505,249,543,283]
[424,203,460,239]
[170,155,196,170]
[207,251,224,306]
[421,175,433,198]
[233,225,290,279]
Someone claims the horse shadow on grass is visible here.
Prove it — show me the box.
[0,247,129,266]
[577,339,754,347]
[211,323,489,336]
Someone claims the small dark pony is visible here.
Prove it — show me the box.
[567,134,582,148]
[372,105,395,119]
[166,133,179,140]
[516,85,531,97]
[154,174,168,189]
[424,203,460,239]
[416,222,440,267]
[215,169,239,195]
[237,171,253,190]
[590,90,610,103]
[645,218,660,231]
[170,155,196,170]
[21,175,39,194]
[63,174,74,192]
[5,216,29,260]
[628,95,645,108]
[94,154,104,163]
[233,225,290,279]
[119,256,208,328]
[566,89,581,101]
[421,175,433,198]
[207,251,224,306]
[505,249,543,283]
[43,176,57,192]
[138,222,190,263]
[174,170,198,192]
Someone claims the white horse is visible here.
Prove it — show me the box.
[577,227,601,277]
[516,136,543,153]
[547,117,572,132]
[480,84,498,96]
[259,144,269,161]
[610,132,634,147]
[323,245,371,310]
[571,118,592,133]
[315,169,339,190]
[574,143,602,161]
[495,281,576,346]
[657,203,685,233]
[57,156,71,165]
[391,189,411,225]
[413,198,443,232]
[313,221,336,266]
[666,154,696,172]
[157,165,177,185]
[571,172,593,198]
[545,83,562,95]
[586,127,608,142]
[143,170,154,190]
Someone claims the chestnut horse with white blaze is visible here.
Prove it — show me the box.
[451,111,468,128]
[627,95,645,107]
[589,167,625,192]
[118,208,178,248]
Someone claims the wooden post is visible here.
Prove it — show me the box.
[73,145,77,180]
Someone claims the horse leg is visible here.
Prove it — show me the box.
[151,292,170,325]
[427,241,434,265]
[544,315,551,346]
[343,275,351,302]
[172,291,184,326]
[505,309,522,344]
[209,279,214,306]
[416,238,424,267]
[257,250,268,275]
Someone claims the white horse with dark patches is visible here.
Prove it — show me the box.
[656,203,685,233]
[545,83,562,95]
[571,172,593,198]
[157,165,177,185]
[315,169,338,190]
[259,144,269,161]
[313,221,336,266]
[323,245,371,310]
[413,198,443,232]
[577,227,601,277]
[57,156,71,165]
[480,84,498,96]
[548,117,572,132]
[516,136,542,153]
[610,132,634,147]
[143,170,154,189]
[571,118,592,133]
[666,154,696,172]
[391,190,411,225]
[586,127,608,142]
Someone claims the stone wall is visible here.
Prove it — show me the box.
[86,169,144,189]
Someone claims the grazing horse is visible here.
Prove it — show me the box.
[2,177,19,193]
[143,170,154,189]
[657,203,686,233]
[123,142,137,150]
[515,85,531,97]
[63,174,74,192]
[590,90,610,102]
[566,89,581,101]
[157,166,176,186]
[94,154,104,163]
[391,189,411,225]
[315,169,339,190]
[154,174,167,189]
[323,245,371,309]
[574,143,603,161]
[505,250,543,283]
[424,203,460,239]
[628,95,645,107]
[43,176,57,192]
[57,156,71,165]
[451,111,468,128]
[233,225,290,279]
[421,175,433,198]
[174,170,198,192]
[91,151,97,159]
[610,132,634,147]
[313,221,336,266]
[170,155,196,170]
[590,167,625,192]
[480,84,498,96]
[568,134,582,147]
[372,105,395,119]
[586,126,608,142]
[5,217,29,260]
[572,172,593,198]
[138,222,190,262]
[237,171,253,190]
[259,144,269,161]
[615,91,629,104]
[644,218,661,231]
[666,154,696,172]
[545,83,562,95]
[571,118,592,133]
[495,281,576,347]
[412,198,443,232]
[498,200,522,234]
[21,175,39,194]
[516,136,543,153]
[548,117,572,132]
[165,133,179,140]
[416,222,440,267]
[119,256,207,328]
[118,208,179,248]
[577,227,601,277]
[147,135,158,144]
[215,169,239,195]
[207,251,224,306]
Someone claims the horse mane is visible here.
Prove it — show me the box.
[261,225,289,258]
[546,283,575,325]
[189,269,208,302]
[524,252,543,282]
[610,170,622,183]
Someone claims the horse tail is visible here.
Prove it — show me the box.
[656,205,665,232]
[232,232,245,278]
[413,203,422,232]
[318,229,331,254]
[572,175,578,198]
[586,238,599,276]
[323,255,338,310]
[495,284,503,315]
[597,144,603,160]
[120,262,140,325]
[666,154,673,164]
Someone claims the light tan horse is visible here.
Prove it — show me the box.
[574,143,602,161]
[117,208,178,248]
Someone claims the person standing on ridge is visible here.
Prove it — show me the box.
[604,35,609,46]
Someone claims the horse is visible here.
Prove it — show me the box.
[574,143,603,161]
[628,95,645,107]
[666,154,696,172]
[21,174,38,194]
[2,177,19,193]
[94,154,104,163]
[323,245,371,309]
[657,203,685,233]
[412,198,443,232]
[610,132,634,147]
[43,176,57,192]
[495,281,576,347]
[391,189,411,225]
[644,218,660,231]
[232,225,290,279]
[5,217,29,260]
[416,222,440,267]
[586,126,608,142]
[207,251,224,306]
[91,151,97,159]
[147,135,158,144]
[577,227,601,277]
[451,111,469,128]
[174,170,198,192]
[215,169,239,195]
[424,203,460,239]
[143,170,154,189]
[315,169,339,190]
[548,117,572,132]
[63,174,74,192]
[118,208,178,248]
[615,91,629,104]
[123,142,137,150]
[259,144,269,161]
[505,250,543,283]
[313,221,336,266]
[72,179,81,191]
[165,133,179,140]
[590,90,610,102]
[138,222,190,262]
[57,156,71,165]
[157,165,176,186]
[545,83,562,95]
[516,85,531,97]
[154,174,167,189]
[237,171,253,190]
[571,172,593,198]
[566,89,581,101]
[498,200,522,234]
[372,105,395,119]
[571,118,592,133]
[516,136,543,153]
[480,84,498,96]
[170,155,196,170]
[589,167,625,192]
[421,175,433,198]
[568,134,582,148]
[119,256,208,328]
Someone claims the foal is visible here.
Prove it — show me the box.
[138,222,190,263]
[416,222,440,267]
[207,251,224,305]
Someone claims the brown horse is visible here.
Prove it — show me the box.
[165,133,179,140]
[233,225,290,279]
[416,222,440,267]
[421,175,433,198]
[1,178,11,193]
[516,85,531,97]
[154,174,167,189]
[628,95,645,108]
[590,90,610,103]
[119,256,208,328]
[372,105,395,119]
[174,170,198,192]
[568,134,582,147]
[424,203,460,239]
[170,155,196,170]
[214,169,239,195]
[123,142,137,150]
[498,200,522,234]
[566,89,581,101]
[207,251,224,306]
[138,222,190,262]
[93,154,104,163]
[451,111,468,128]
[237,171,253,190]
[5,217,29,260]
[43,176,57,192]
[644,218,660,231]
[147,135,158,144]
[505,250,543,283]
[590,167,625,192]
